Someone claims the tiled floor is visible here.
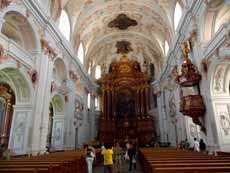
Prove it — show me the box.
[93,159,143,173]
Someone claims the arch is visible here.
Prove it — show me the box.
[0,66,31,154]
[0,68,31,103]
[53,58,68,83]
[201,1,229,42]
[48,94,65,151]
[0,9,40,53]
[77,42,84,64]
[46,102,54,151]
[58,10,71,40]
[174,2,183,30]
[50,94,65,115]
[214,5,230,33]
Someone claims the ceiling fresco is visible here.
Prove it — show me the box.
[63,0,186,73]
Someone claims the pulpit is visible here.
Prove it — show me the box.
[97,55,154,145]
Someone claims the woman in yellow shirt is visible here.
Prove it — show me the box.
[101,144,113,173]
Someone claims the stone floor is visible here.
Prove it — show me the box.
[93,159,143,173]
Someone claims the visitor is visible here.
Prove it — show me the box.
[102,143,113,173]
[192,138,200,152]
[101,142,105,151]
[183,139,190,150]
[2,146,10,160]
[199,139,206,153]
[114,142,122,166]
[85,144,95,173]
[179,140,184,149]
[128,142,136,171]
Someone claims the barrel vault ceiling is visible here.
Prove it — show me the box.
[62,0,187,73]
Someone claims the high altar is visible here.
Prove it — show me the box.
[97,55,154,145]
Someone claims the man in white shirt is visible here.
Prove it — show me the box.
[193,138,200,152]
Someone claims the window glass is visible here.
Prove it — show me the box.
[58,10,70,40]
[174,2,182,30]
[95,65,101,79]
[78,43,84,64]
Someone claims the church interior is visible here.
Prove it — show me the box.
[0,0,230,172]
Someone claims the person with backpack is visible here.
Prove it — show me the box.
[85,144,95,173]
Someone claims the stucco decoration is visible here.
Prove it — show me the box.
[0,44,7,64]
[116,40,133,54]
[108,14,137,30]
[169,92,176,118]
[190,124,197,138]
[214,67,224,92]
[0,0,11,10]
[220,114,230,136]
[52,120,64,149]
[68,0,175,73]
[11,112,26,154]
[0,68,30,103]
[73,99,83,127]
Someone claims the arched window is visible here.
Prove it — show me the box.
[88,66,91,74]
[95,97,99,110]
[58,10,70,40]
[87,93,91,109]
[77,42,84,64]
[164,41,169,55]
[174,2,182,30]
[95,65,101,79]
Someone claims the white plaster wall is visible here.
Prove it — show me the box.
[152,0,230,152]
[0,1,98,155]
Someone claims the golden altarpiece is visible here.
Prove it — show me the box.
[97,55,154,145]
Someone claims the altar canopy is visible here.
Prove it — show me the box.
[97,55,154,145]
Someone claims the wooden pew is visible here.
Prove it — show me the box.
[0,149,103,173]
[139,147,230,173]
[0,168,49,173]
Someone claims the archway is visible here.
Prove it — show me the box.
[1,11,38,53]
[46,103,54,152]
[48,94,65,151]
[0,67,31,155]
[53,58,67,83]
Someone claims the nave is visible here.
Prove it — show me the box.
[93,158,143,173]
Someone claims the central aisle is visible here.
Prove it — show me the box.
[93,159,143,173]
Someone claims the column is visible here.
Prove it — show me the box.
[102,87,106,120]
[139,88,142,118]
[140,87,145,117]
[145,87,150,114]
[111,88,115,119]
[135,89,140,117]
[104,88,108,120]
[107,88,111,120]
[31,50,50,155]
